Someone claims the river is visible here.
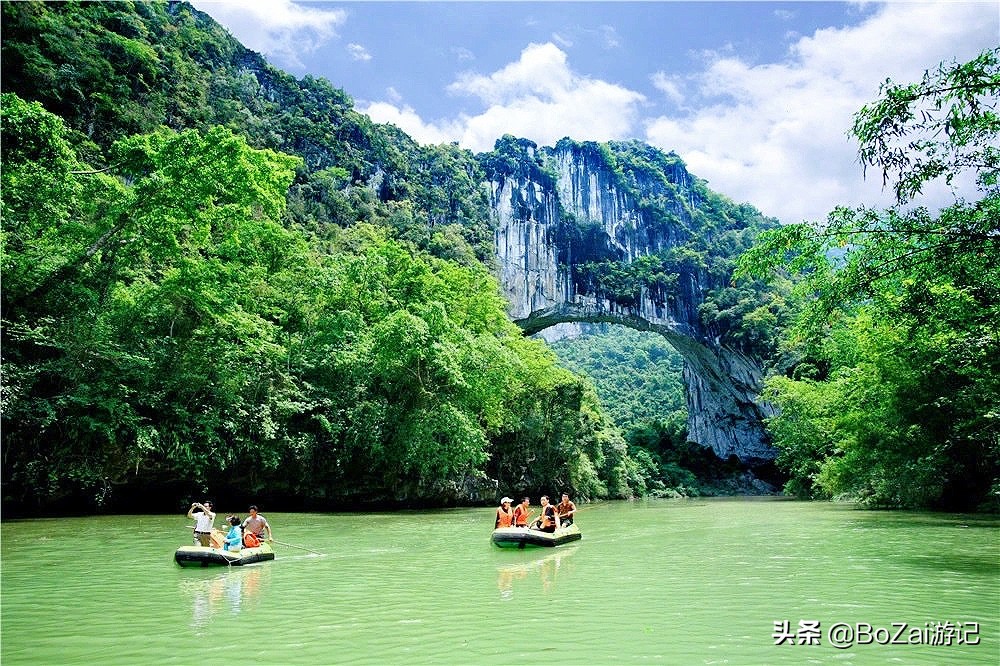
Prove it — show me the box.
[2,498,997,665]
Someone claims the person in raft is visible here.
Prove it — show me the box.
[512,497,533,528]
[222,515,243,551]
[556,492,577,526]
[240,505,273,546]
[187,500,216,547]
[534,495,560,533]
[495,497,515,528]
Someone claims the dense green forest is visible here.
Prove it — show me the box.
[6,0,749,515]
[0,1,630,514]
[550,326,686,433]
[549,326,765,496]
[2,2,996,514]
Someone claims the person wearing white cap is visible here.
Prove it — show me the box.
[495,497,514,528]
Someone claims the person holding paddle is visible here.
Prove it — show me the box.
[240,505,273,545]
[556,492,577,526]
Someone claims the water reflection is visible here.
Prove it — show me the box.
[496,547,577,599]
[180,565,269,630]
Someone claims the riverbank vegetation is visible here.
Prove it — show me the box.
[3,93,640,513]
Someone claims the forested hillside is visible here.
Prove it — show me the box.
[550,326,685,433]
[1,1,637,514]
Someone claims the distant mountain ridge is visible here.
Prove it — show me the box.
[1,2,774,250]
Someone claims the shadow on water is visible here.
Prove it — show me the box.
[899,553,1000,576]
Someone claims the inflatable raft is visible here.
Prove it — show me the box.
[491,523,582,549]
[174,542,275,567]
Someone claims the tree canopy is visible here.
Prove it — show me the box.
[1,93,632,512]
[737,48,1000,511]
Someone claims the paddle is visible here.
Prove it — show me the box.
[557,501,599,521]
[271,539,325,556]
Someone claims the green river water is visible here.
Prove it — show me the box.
[2,498,997,665]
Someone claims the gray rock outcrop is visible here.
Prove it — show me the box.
[489,140,776,464]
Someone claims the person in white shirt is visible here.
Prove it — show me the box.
[186,500,216,547]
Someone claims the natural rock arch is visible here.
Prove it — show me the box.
[488,139,776,464]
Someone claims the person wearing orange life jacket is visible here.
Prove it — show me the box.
[512,497,533,527]
[495,497,514,528]
[534,495,560,533]
[556,492,577,526]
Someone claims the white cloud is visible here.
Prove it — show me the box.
[214,1,995,224]
[385,87,403,104]
[347,43,372,62]
[360,102,460,146]
[599,25,621,50]
[447,43,575,105]
[644,2,998,223]
[650,71,685,107]
[362,43,645,151]
[190,0,345,69]
[551,32,574,49]
[451,46,475,62]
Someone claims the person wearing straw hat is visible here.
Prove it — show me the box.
[495,497,515,528]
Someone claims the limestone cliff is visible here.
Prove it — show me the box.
[487,138,777,464]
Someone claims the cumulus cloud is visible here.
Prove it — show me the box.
[190,0,345,69]
[644,2,998,223]
[362,42,645,151]
[650,71,685,107]
[347,43,372,62]
[360,102,461,146]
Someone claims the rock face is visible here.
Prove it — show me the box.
[490,140,776,464]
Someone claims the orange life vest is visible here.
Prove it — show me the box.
[513,504,531,526]
[540,505,556,529]
[495,506,514,528]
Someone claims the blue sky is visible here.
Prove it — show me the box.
[190,1,999,223]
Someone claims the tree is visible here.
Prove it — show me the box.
[2,93,307,508]
[737,49,1000,510]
